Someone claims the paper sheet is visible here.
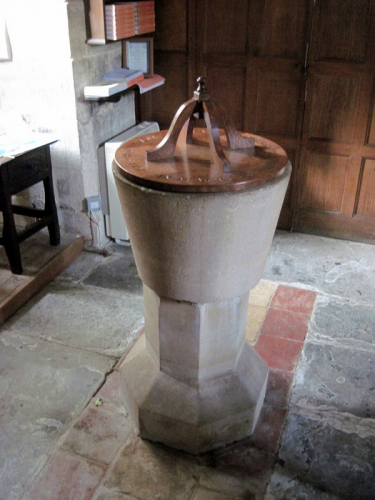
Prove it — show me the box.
[0,132,58,160]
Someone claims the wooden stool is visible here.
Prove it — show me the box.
[0,143,60,274]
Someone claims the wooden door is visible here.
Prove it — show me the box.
[147,0,375,242]
[295,0,375,242]
[193,0,312,228]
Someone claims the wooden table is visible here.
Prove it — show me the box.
[0,142,60,274]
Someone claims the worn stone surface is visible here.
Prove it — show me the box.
[95,491,139,500]
[274,411,375,499]
[191,488,244,500]
[83,247,142,296]
[3,282,144,357]
[291,341,375,418]
[57,251,103,283]
[263,231,375,302]
[61,406,134,464]
[23,450,107,500]
[101,439,198,500]
[88,370,127,415]
[0,331,114,500]
[309,295,375,349]
[102,437,270,500]
[265,465,342,500]
[2,231,375,499]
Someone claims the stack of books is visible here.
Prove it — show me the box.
[105,2,155,41]
[105,3,136,41]
[135,1,155,35]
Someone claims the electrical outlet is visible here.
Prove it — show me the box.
[86,196,101,213]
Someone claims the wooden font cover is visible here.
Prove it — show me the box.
[115,77,288,193]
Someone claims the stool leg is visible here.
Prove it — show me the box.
[43,176,60,246]
[2,196,23,274]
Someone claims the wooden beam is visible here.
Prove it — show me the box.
[0,236,84,326]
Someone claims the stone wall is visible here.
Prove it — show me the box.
[0,0,136,246]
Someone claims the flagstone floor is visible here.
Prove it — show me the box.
[1,230,374,500]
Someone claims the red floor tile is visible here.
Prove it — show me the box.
[261,307,310,342]
[89,371,125,415]
[62,406,133,464]
[250,405,287,454]
[271,285,316,314]
[25,451,107,500]
[255,334,303,372]
[265,368,294,408]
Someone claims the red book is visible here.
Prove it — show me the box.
[126,73,145,87]
[135,26,155,35]
[106,20,135,28]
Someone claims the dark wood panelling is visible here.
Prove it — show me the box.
[202,0,249,54]
[148,0,375,242]
[255,70,301,138]
[154,0,187,51]
[258,0,309,58]
[367,96,375,145]
[355,159,375,218]
[294,0,375,242]
[300,152,348,212]
[311,0,372,63]
[151,53,189,128]
[204,66,246,131]
[150,0,196,128]
[308,74,360,143]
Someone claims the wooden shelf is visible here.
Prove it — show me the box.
[84,74,165,102]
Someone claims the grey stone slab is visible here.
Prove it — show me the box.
[57,251,103,283]
[102,436,271,500]
[263,231,375,303]
[292,341,375,418]
[275,411,375,499]
[265,465,343,500]
[309,295,375,349]
[4,282,144,358]
[83,249,142,296]
[191,488,244,500]
[0,331,114,500]
[102,438,198,500]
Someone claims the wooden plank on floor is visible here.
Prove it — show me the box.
[0,274,28,303]
[0,236,84,326]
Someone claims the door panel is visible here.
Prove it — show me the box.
[366,99,375,145]
[258,0,309,58]
[151,52,190,127]
[295,0,375,242]
[205,66,247,131]
[254,69,302,138]
[299,152,349,213]
[311,0,372,63]
[355,159,375,218]
[308,73,360,142]
[202,0,249,54]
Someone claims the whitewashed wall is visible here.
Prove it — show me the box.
[0,0,136,246]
